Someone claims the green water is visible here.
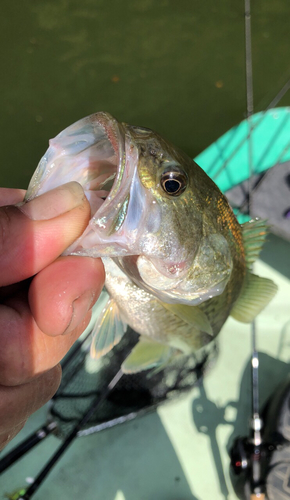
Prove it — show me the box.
[0,0,290,189]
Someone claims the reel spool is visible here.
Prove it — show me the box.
[230,375,290,500]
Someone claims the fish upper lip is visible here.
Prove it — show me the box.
[90,119,133,230]
[65,114,140,256]
[92,112,126,208]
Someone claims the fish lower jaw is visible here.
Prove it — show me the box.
[64,229,136,257]
[64,244,130,258]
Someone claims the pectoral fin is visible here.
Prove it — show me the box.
[161,302,213,336]
[230,272,278,323]
[121,338,173,374]
[90,298,127,359]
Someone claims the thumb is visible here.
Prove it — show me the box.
[0,182,91,286]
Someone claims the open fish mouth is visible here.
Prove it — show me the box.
[76,112,126,218]
[25,112,142,256]
[26,112,125,216]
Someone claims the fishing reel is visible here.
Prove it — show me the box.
[230,434,273,499]
[230,375,290,500]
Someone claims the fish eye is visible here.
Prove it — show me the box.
[160,168,187,196]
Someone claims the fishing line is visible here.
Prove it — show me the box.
[266,77,290,110]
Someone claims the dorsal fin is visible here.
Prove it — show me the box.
[230,272,278,323]
[242,218,268,267]
[90,298,127,359]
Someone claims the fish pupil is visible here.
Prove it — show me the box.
[164,179,181,194]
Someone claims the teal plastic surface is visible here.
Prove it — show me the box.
[195,107,290,193]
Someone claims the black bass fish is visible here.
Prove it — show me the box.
[25,112,277,372]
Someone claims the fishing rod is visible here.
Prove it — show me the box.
[0,317,96,474]
[0,318,142,497]
[244,0,265,495]
[230,2,266,499]
[230,3,290,500]
[17,368,125,500]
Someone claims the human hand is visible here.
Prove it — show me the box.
[0,183,105,450]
